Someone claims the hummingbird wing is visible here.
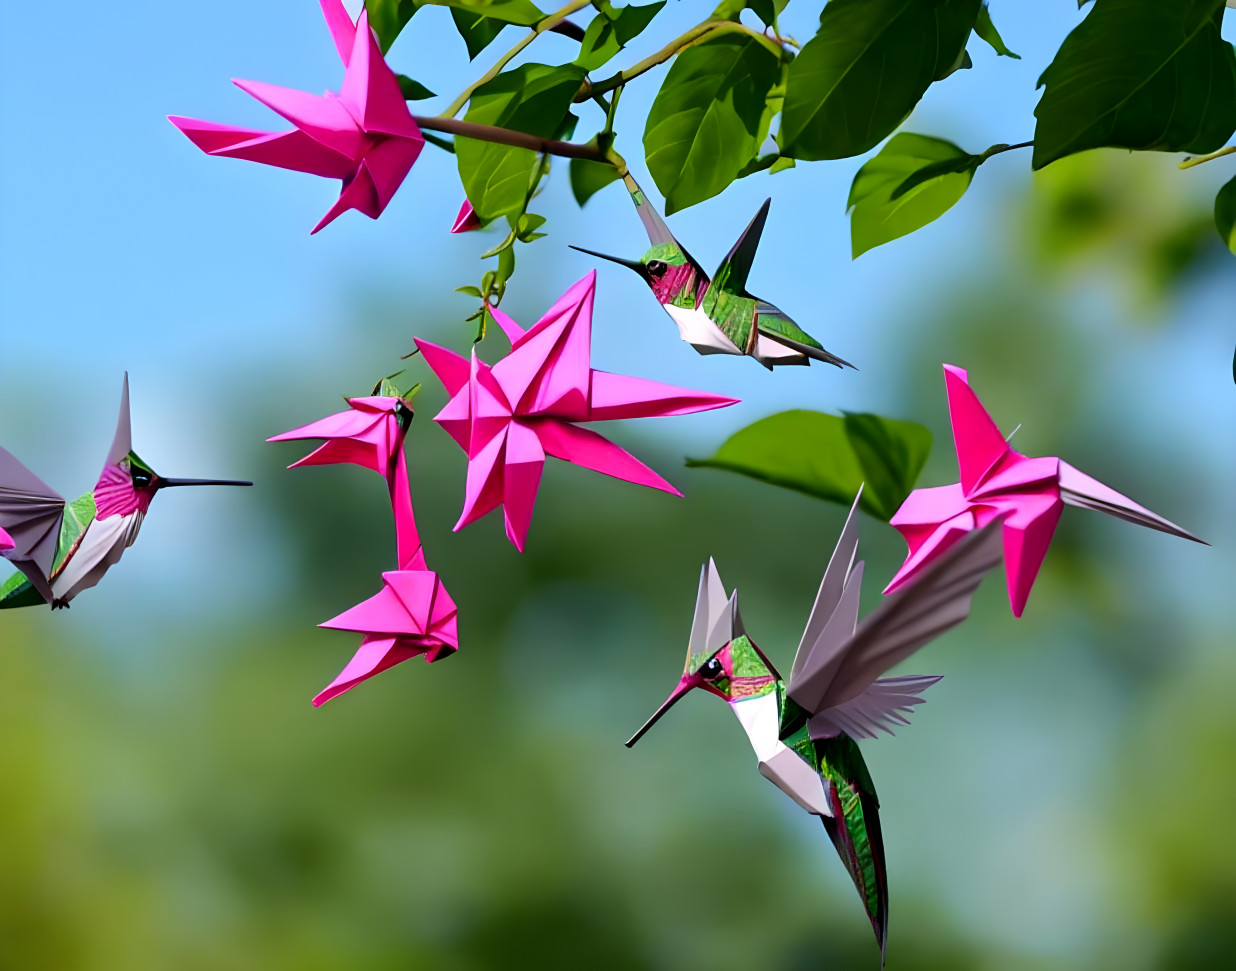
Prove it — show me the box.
[791,518,1004,726]
[0,446,66,604]
[806,674,942,741]
[713,198,770,296]
[755,304,855,369]
[789,488,864,688]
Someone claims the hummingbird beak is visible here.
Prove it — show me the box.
[569,245,649,280]
[625,675,694,748]
[158,477,253,488]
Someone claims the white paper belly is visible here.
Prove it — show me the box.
[732,692,832,817]
[663,304,742,355]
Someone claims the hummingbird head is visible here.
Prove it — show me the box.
[626,561,778,747]
[93,375,252,519]
[569,242,703,308]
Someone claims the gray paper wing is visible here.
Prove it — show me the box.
[807,674,942,741]
[787,490,864,708]
[0,446,66,601]
[793,519,1004,715]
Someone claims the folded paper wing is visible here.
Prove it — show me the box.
[1058,461,1205,543]
[788,490,1004,741]
[314,569,458,706]
[0,446,66,604]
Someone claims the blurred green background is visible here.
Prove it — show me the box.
[2,3,1235,969]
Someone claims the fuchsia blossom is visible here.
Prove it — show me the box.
[269,394,457,705]
[415,271,740,552]
[169,0,424,234]
[884,365,1204,617]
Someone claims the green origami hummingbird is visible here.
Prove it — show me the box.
[626,490,1004,957]
[0,374,251,609]
[572,175,854,370]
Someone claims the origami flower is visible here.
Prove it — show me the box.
[314,570,458,706]
[0,527,13,552]
[169,0,424,234]
[451,200,481,233]
[884,364,1204,616]
[269,392,459,703]
[415,271,740,551]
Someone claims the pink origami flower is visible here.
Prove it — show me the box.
[169,0,424,234]
[451,200,481,233]
[269,393,459,704]
[884,364,1204,617]
[0,527,12,552]
[314,569,458,706]
[415,271,740,552]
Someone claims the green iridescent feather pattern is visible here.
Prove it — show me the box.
[0,492,96,609]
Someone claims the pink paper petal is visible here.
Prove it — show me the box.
[501,421,546,552]
[232,79,364,158]
[943,364,1010,495]
[587,370,739,420]
[319,0,358,66]
[535,418,681,495]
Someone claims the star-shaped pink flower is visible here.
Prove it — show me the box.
[269,393,459,704]
[314,569,458,706]
[415,271,740,552]
[884,364,1205,617]
[169,0,424,234]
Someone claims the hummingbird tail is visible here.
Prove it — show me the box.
[816,734,889,962]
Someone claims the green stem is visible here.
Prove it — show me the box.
[1179,145,1236,170]
[576,20,786,102]
[977,140,1033,163]
[441,0,594,119]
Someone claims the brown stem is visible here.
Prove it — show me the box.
[415,116,610,161]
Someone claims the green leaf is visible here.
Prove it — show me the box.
[450,7,508,59]
[1217,175,1236,254]
[685,410,932,521]
[396,75,436,100]
[575,1,666,72]
[455,285,484,297]
[847,133,978,257]
[643,35,780,213]
[1033,0,1236,170]
[366,0,421,52]
[743,0,791,28]
[779,0,981,161]
[420,0,545,26]
[974,3,1020,59]
[569,154,621,205]
[456,63,586,223]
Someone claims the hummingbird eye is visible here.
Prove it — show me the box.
[131,468,153,488]
[647,260,668,277]
[701,656,724,680]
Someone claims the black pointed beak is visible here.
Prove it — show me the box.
[569,245,649,279]
[158,477,253,488]
[625,677,692,748]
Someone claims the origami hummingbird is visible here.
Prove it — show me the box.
[571,175,854,370]
[626,490,1004,957]
[884,365,1206,616]
[0,375,251,610]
